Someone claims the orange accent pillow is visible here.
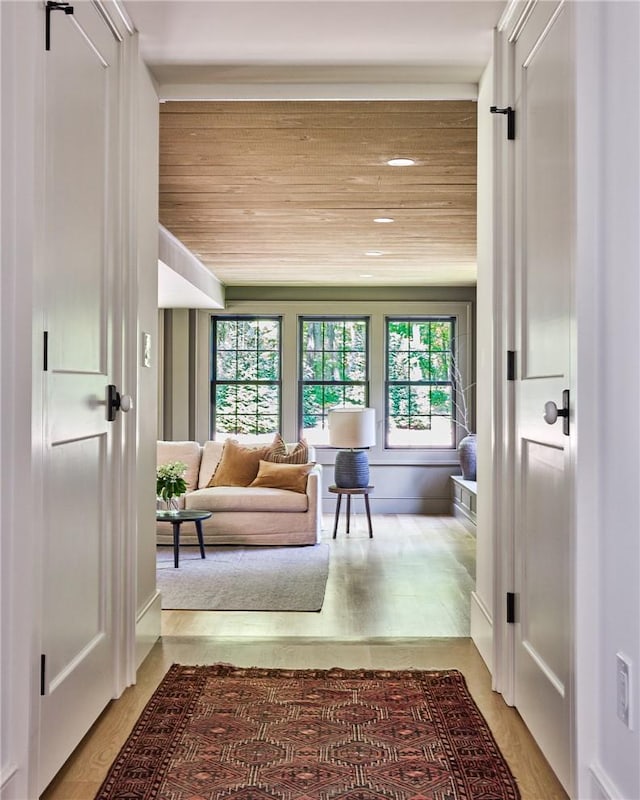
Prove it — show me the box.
[207,439,270,487]
[250,460,316,494]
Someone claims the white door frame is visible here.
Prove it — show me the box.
[489,13,517,706]
[0,6,42,797]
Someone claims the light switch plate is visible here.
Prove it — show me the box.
[616,652,632,729]
[142,332,151,368]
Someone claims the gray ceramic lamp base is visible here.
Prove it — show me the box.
[334,449,370,489]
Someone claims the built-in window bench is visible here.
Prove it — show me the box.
[450,476,477,534]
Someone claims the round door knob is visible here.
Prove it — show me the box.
[119,394,133,412]
[544,400,559,425]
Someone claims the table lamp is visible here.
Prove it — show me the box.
[328,407,376,488]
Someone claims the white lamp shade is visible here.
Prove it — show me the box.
[328,407,376,448]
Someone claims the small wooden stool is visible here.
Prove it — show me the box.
[329,485,374,539]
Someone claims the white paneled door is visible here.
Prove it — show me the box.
[512,1,574,794]
[39,5,123,792]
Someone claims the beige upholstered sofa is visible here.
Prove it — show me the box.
[156,440,322,546]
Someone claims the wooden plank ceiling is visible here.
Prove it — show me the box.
[159,100,477,287]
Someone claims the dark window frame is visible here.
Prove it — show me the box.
[210,315,283,440]
[298,316,370,446]
[384,316,457,449]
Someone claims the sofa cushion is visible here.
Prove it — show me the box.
[187,486,309,513]
[199,441,224,488]
[265,433,310,464]
[207,439,270,487]
[250,460,316,493]
[157,441,201,492]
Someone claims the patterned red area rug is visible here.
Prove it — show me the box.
[95,664,520,800]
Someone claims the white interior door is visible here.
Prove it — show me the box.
[39,6,122,792]
[512,1,574,793]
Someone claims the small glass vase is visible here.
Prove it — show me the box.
[158,496,180,514]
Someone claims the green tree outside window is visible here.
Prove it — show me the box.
[299,317,369,446]
[386,318,456,447]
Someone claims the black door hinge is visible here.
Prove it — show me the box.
[43,331,49,372]
[40,654,47,696]
[45,1,74,51]
[507,350,516,381]
[490,106,515,140]
[506,592,516,624]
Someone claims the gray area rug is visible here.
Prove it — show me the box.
[157,544,330,611]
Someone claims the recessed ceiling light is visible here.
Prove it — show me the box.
[374,217,394,223]
[365,250,383,256]
[387,157,415,167]
[360,273,374,278]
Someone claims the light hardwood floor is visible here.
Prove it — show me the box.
[162,513,475,638]
[42,514,568,800]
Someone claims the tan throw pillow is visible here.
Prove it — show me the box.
[265,433,310,465]
[250,460,316,494]
[207,439,270,487]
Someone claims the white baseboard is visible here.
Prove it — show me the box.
[589,762,623,800]
[136,591,162,669]
[324,497,451,515]
[470,591,493,673]
[0,764,18,798]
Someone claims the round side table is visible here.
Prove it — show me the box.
[156,509,212,567]
[328,485,374,539]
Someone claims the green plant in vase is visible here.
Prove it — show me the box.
[156,461,188,513]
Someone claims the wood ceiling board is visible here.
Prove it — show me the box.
[163,208,476,222]
[158,100,477,287]
[177,236,477,249]
[159,112,477,130]
[159,100,478,114]
[160,127,475,145]
[197,272,477,287]
[161,193,475,211]
[159,171,476,192]
[207,257,475,264]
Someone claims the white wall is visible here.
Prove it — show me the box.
[574,3,640,797]
[472,56,495,671]
[0,5,40,797]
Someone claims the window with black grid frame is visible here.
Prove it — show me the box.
[210,316,281,442]
[385,317,456,448]
[299,317,369,446]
